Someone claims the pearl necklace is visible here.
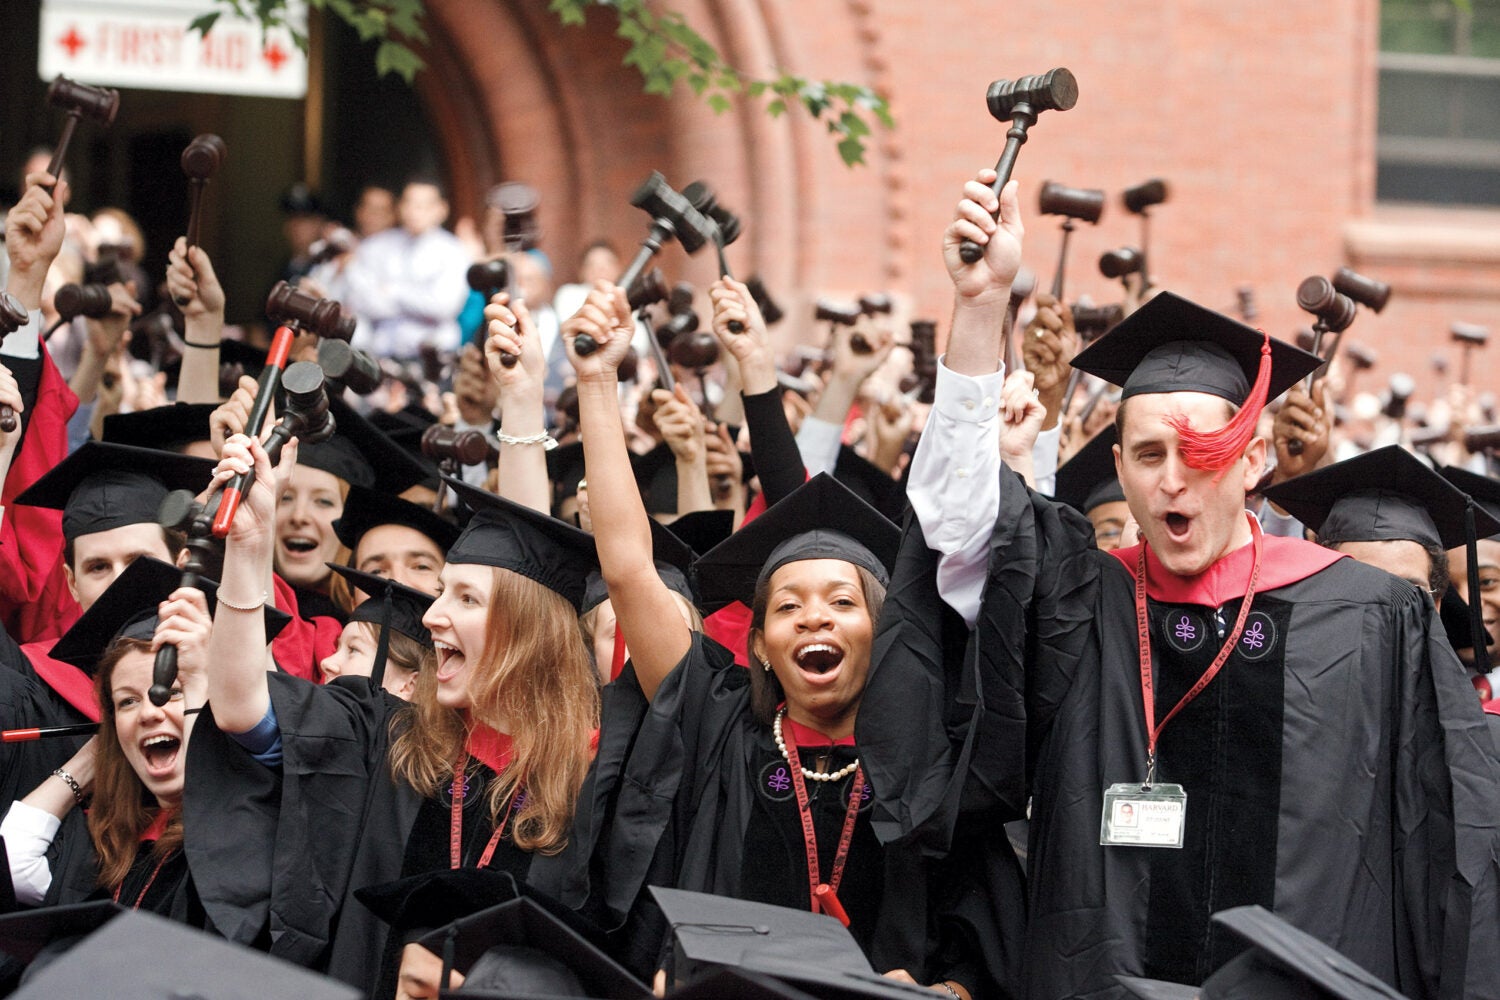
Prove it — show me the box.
[773,708,859,783]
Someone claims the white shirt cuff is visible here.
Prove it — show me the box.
[931,355,1005,424]
[795,416,844,479]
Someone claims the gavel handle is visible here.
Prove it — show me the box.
[1049,219,1073,301]
[211,325,297,538]
[579,226,669,357]
[149,564,201,706]
[1,722,99,743]
[714,241,746,334]
[176,180,207,307]
[44,113,79,193]
[958,106,1037,264]
[641,310,675,393]
[1288,324,1333,456]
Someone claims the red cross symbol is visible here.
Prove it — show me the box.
[57,26,86,59]
[262,41,287,72]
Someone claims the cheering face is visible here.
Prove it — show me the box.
[353,524,445,597]
[320,621,379,683]
[753,559,875,732]
[275,465,345,590]
[66,523,175,612]
[1447,538,1500,667]
[111,650,189,806]
[1115,392,1264,578]
[423,562,492,710]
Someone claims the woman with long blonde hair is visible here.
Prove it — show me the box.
[188,298,601,1000]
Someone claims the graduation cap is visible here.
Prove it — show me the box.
[1053,425,1125,513]
[443,477,598,610]
[325,562,433,689]
[1072,292,1322,476]
[580,517,699,615]
[356,867,529,942]
[101,402,218,453]
[0,900,122,967]
[415,896,651,1000]
[13,441,217,541]
[10,908,361,1000]
[1260,446,1499,552]
[691,474,900,613]
[49,557,291,675]
[650,888,932,1000]
[667,969,822,1000]
[632,443,679,515]
[1440,466,1500,540]
[332,483,461,554]
[832,447,905,523]
[1115,904,1409,1000]
[297,395,436,494]
[665,509,735,557]
[546,441,588,502]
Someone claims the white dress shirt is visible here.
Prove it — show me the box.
[341,227,472,359]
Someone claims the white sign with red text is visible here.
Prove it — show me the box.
[39,0,308,99]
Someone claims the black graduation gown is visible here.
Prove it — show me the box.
[43,808,204,922]
[859,465,1500,1000]
[0,631,92,811]
[539,633,1023,997]
[183,673,530,996]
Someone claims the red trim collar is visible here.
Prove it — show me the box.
[1110,516,1343,606]
[21,641,101,722]
[466,724,514,774]
[139,807,175,843]
[778,705,856,748]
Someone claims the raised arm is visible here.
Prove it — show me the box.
[484,293,551,514]
[565,282,692,700]
[798,314,894,477]
[652,384,713,516]
[165,238,227,404]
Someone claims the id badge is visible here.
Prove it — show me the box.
[1099,783,1186,848]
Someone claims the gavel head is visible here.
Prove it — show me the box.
[181,134,227,181]
[815,299,861,325]
[859,293,894,317]
[682,181,743,247]
[265,281,356,340]
[668,282,695,316]
[421,424,495,467]
[54,282,114,321]
[1345,343,1378,371]
[746,276,784,326]
[1331,267,1391,314]
[630,173,712,254]
[627,268,668,310]
[316,339,382,395]
[984,68,1078,121]
[466,258,511,296]
[909,319,938,354]
[487,182,542,249]
[658,308,700,349]
[47,75,120,126]
[1038,181,1105,224]
[1098,247,1144,280]
[1295,276,1357,334]
[0,292,28,333]
[1451,322,1490,348]
[668,330,720,369]
[280,361,335,443]
[1071,302,1125,339]
[1122,178,1169,215]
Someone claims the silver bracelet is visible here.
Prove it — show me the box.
[51,768,86,806]
[495,429,557,450]
[216,590,268,613]
[936,983,961,1000]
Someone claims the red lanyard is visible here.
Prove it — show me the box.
[1133,519,1263,785]
[780,736,864,924]
[114,849,175,909]
[449,755,522,870]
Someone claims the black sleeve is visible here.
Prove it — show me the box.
[740,388,805,506]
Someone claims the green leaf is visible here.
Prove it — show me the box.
[707,93,730,114]
[374,39,424,80]
[188,11,221,35]
[837,135,866,166]
[747,80,767,97]
[766,98,786,117]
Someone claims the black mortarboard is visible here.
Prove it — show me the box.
[691,474,899,612]
[333,483,461,554]
[356,868,527,940]
[664,509,735,557]
[443,477,598,610]
[101,403,217,453]
[1440,466,1500,541]
[13,441,216,541]
[632,443,679,515]
[833,447,905,523]
[49,557,291,675]
[11,908,361,1000]
[546,441,588,502]
[0,900,122,966]
[1115,905,1409,1000]
[581,518,698,615]
[1071,291,1321,404]
[1260,446,1499,551]
[297,396,435,494]
[651,888,931,1000]
[1053,425,1125,513]
[368,405,437,452]
[417,896,651,1000]
[326,564,434,646]
[666,969,822,1000]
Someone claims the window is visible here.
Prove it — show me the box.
[1378,0,1500,206]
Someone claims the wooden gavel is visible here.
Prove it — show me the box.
[575,173,714,359]
[0,293,30,431]
[1038,181,1104,300]
[46,282,114,336]
[1001,266,1035,374]
[1331,267,1390,314]
[1235,286,1257,324]
[265,281,355,341]
[745,276,784,326]
[1099,247,1144,287]
[628,268,668,311]
[1452,322,1489,386]
[44,76,120,191]
[422,423,498,466]
[1121,178,1168,292]
[175,134,227,306]
[1287,276,1357,455]
[317,338,381,395]
[1072,302,1124,339]
[467,259,519,368]
[854,293,894,355]
[683,180,747,332]
[959,68,1079,264]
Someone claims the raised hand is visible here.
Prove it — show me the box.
[562,280,633,382]
[707,277,776,394]
[944,170,1023,302]
[1271,379,1331,483]
[999,369,1047,476]
[154,587,214,701]
[653,384,707,465]
[5,171,69,308]
[0,362,24,447]
[211,432,297,550]
[166,237,226,322]
[483,292,545,397]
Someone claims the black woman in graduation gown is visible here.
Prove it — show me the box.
[185,297,602,998]
[857,172,1500,999]
[543,280,1021,998]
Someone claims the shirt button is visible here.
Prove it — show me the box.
[962,399,976,411]
[982,397,994,409]
[957,468,969,479]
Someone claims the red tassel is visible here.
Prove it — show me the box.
[1166,332,1273,482]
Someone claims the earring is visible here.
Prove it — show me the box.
[758,656,771,672]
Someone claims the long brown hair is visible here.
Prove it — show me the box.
[746,564,887,726]
[89,639,183,889]
[389,567,599,853]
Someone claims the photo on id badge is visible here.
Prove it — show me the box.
[1100,782,1186,848]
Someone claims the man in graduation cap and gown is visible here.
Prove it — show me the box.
[858,173,1500,999]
